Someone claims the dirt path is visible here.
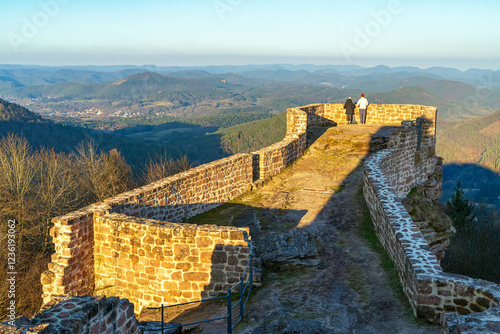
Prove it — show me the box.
[148,125,441,333]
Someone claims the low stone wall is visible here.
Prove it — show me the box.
[287,103,437,133]
[1,296,141,334]
[253,133,306,180]
[363,122,500,331]
[109,153,253,222]
[42,153,255,307]
[94,213,251,312]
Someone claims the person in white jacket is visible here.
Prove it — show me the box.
[357,94,369,124]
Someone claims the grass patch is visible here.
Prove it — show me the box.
[184,203,250,226]
[287,186,302,193]
[230,189,263,205]
[185,189,265,226]
[328,185,345,193]
[347,265,369,306]
[355,186,426,324]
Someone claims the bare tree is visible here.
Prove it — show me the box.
[75,139,132,202]
[35,149,81,251]
[142,151,191,185]
[0,135,36,245]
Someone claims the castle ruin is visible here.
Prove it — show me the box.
[2,103,499,333]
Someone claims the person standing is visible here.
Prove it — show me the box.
[343,97,356,124]
[357,94,369,124]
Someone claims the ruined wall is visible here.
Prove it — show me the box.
[41,102,465,328]
[253,133,306,180]
[378,123,436,197]
[110,153,253,222]
[286,103,438,134]
[42,154,255,307]
[1,296,141,334]
[41,208,95,303]
[363,121,500,331]
[94,213,251,312]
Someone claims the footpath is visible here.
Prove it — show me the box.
[142,125,441,334]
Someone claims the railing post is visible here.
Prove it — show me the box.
[228,290,232,334]
[161,304,164,334]
[250,253,253,294]
[239,277,244,320]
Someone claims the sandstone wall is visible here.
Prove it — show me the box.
[42,154,255,307]
[363,122,500,331]
[110,153,253,222]
[94,213,251,312]
[1,296,141,334]
[379,123,436,197]
[253,133,306,180]
[286,103,437,133]
[41,208,95,303]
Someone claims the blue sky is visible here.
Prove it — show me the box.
[1,0,499,70]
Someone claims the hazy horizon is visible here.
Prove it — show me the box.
[1,60,499,73]
[1,1,499,71]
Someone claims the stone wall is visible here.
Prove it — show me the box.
[41,208,95,302]
[253,133,306,180]
[378,123,436,197]
[286,103,438,133]
[363,121,500,331]
[94,213,251,312]
[42,154,255,308]
[1,296,141,334]
[109,153,253,222]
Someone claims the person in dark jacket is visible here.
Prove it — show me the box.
[343,97,356,124]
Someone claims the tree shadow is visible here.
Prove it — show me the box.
[440,163,500,283]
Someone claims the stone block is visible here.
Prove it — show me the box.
[184,272,209,282]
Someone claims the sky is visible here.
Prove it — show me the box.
[1,0,499,70]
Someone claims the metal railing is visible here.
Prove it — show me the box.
[146,251,253,334]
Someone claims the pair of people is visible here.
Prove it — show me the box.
[343,94,369,124]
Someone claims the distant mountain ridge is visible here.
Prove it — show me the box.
[2,64,500,120]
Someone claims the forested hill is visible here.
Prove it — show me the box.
[0,99,287,172]
[437,110,500,169]
[437,110,500,205]
[3,72,237,100]
[0,98,44,122]
[0,99,193,170]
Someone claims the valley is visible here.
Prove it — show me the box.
[1,63,499,208]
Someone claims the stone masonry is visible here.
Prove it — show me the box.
[1,296,141,334]
[5,103,500,333]
[362,115,500,332]
[94,213,251,312]
[41,154,257,313]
